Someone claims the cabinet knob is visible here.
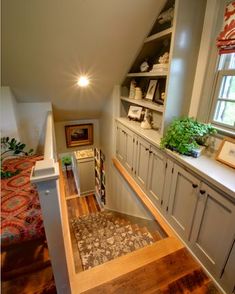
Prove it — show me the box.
[192,183,198,188]
[145,148,149,151]
[199,190,206,195]
[149,151,153,154]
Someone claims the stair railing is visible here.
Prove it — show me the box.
[30,111,72,294]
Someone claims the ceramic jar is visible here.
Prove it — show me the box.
[134,87,142,100]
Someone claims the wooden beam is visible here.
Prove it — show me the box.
[112,157,180,239]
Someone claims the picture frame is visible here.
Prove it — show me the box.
[145,80,158,101]
[127,105,143,121]
[216,137,235,169]
[65,124,93,148]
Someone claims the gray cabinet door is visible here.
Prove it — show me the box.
[77,159,95,195]
[135,137,150,188]
[220,239,235,294]
[116,124,126,163]
[168,164,200,241]
[190,182,235,278]
[124,128,135,174]
[147,146,166,208]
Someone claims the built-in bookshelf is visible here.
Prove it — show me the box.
[94,148,105,206]
[120,0,205,135]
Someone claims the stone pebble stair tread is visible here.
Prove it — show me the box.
[73,218,132,239]
[72,212,132,237]
[73,212,156,245]
[72,211,162,269]
[77,224,155,269]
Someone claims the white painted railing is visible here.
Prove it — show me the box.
[44,111,57,162]
[31,111,72,294]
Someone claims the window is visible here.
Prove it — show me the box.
[210,53,235,133]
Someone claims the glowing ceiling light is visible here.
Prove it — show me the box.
[77,76,89,87]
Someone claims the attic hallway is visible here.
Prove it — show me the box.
[62,167,221,294]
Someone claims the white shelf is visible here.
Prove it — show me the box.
[144,27,172,43]
[127,71,168,77]
[116,117,162,147]
[121,96,164,113]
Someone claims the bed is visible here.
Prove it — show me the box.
[1,155,56,292]
[1,155,45,247]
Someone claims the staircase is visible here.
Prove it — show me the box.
[71,211,162,270]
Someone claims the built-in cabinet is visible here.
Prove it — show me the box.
[115,121,235,294]
[190,182,235,279]
[116,122,167,207]
[168,165,200,241]
[147,145,166,209]
[135,137,151,188]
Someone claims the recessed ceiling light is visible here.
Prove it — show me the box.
[77,76,89,87]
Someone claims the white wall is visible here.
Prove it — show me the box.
[189,0,224,120]
[17,102,52,154]
[1,86,52,154]
[100,87,153,220]
[0,86,21,140]
[55,119,100,154]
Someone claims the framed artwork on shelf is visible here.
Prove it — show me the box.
[65,124,93,148]
[216,137,235,168]
[145,80,158,101]
[153,78,166,105]
[127,105,143,121]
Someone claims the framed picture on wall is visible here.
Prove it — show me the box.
[65,124,93,147]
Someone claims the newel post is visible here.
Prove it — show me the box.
[31,159,72,294]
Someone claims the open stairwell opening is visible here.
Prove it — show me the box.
[64,166,166,273]
[61,163,221,294]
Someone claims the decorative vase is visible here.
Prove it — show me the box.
[134,87,142,100]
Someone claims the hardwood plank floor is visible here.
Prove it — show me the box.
[63,169,78,197]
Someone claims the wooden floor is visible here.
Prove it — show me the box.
[64,166,221,293]
[63,169,78,198]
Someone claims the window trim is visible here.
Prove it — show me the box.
[209,69,235,133]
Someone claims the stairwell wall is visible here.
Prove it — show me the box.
[100,86,154,220]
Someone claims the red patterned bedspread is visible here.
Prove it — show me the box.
[1,155,45,247]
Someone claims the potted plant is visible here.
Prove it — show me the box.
[160,117,216,157]
[62,155,72,172]
[1,137,34,178]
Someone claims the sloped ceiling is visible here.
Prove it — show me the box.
[1,0,165,121]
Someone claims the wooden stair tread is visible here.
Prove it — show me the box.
[72,236,183,293]
[80,248,220,294]
[150,231,162,242]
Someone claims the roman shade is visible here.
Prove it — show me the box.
[217,1,235,54]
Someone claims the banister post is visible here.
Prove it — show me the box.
[31,161,72,294]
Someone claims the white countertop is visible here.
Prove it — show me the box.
[116,117,235,200]
[74,149,94,160]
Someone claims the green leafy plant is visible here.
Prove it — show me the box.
[62,156,72,166]
[1,137,34,179]
[160,117,216,156]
